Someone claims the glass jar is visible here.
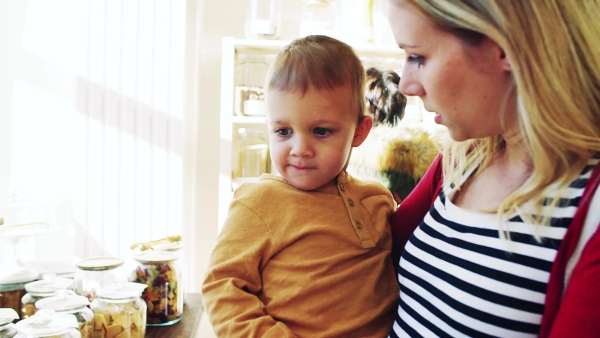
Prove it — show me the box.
[233,128,270,180]
[0,308,19,338]
[35,291,93,338]
[73,257,128,302]
[0,282,28,321]
[132,251,183,326]
[245,0,282,39]
[234,55,269,117]
[21,274,74,319]
[90,283,147,338]
[133,237,188,305]
[14,309,80,338]
[300,0,338,37]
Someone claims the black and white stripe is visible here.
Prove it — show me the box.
[390,156,599,337]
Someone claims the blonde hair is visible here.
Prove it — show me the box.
[266,35,366,121]
[400,0,600,230]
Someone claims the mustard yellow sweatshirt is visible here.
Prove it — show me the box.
[202,171,399,337]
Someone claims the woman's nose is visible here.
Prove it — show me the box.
[399,69,425,97]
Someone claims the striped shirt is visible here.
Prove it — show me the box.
[390,156,599,337]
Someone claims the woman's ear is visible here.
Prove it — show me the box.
[499,47,511,72]
[481,37,512,72]
[352,115,373,147]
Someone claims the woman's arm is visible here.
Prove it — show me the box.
[548,224,600,337]
[547,173,600,337]
[544,159,600,337]
[390,154,443,268]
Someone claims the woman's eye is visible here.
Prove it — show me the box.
[313,127,332,136]
[406,55,425,68]
[275,128,292,136]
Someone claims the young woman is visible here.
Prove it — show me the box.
[385,0,600,337]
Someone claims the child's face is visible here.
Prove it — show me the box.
[266,85,371,191]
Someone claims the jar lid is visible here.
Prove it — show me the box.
[134,250,179,263]
[14,309,78,335]
[149,241,184,252]
[35,291,90,312]
[24,274,73,295]
[0,308,19,327]
[95,282,147,300]
[76,257,124,271]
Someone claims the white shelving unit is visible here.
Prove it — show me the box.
[218,37,416,231]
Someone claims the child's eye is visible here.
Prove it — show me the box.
[406,54,425,68]
[275,128,292,136]
[313,127,332,137]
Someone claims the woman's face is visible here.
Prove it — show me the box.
[386,1,516,141]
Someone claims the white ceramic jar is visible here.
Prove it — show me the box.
[35,291,93,338]
[14,309,80,338]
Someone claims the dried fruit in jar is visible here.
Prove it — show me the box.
[92,305,145,338]
[133,261,182,325]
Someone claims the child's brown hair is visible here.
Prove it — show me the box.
[266,35,366,121]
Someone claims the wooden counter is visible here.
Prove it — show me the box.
[145,293,204,338]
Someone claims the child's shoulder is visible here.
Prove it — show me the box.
[342,171,394,200]
[233,174,302,202]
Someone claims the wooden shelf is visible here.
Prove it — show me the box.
[231,38,405,59]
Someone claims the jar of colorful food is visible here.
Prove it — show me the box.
[35,291,93,338]
[90,282,147,338]
[132,250,183,326]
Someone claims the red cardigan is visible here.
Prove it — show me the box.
[390,155,600,337]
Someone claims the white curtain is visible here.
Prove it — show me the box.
[5,0,186,263]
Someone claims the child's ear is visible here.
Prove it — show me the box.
[351,115,373,147]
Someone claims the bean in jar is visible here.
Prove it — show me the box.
[132,250,183,326]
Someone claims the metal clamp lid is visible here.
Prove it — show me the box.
[130,235,182,252]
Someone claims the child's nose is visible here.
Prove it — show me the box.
[290,136,314,157]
